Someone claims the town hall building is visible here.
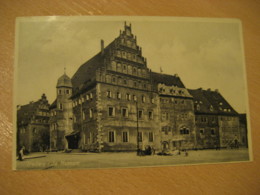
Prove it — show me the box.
[17,22,246,153]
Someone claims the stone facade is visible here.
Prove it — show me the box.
[46,22,247,152]
[17,94,50,152]
[49,73,74,150]
[189,89,242,149]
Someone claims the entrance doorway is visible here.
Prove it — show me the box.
[162,141,169,150]
[65,131,80,149]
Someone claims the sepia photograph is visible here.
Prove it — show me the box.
[14,16,252,170]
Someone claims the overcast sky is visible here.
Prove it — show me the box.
[15,16,248,113]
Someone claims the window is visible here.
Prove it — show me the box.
[107,91,112,98]
[142,95,146,103]
[196,104,200,111]
[33,128,37,134]
[117,92,121,99]
[166,112,169,120]
[133,68,137,75]
[58,89,62,95]
[180,128,190,135]
[81,96,85,103]
[109,131,115,142]
[200,129,204,134]
[201,117,207,122]
[148,132,154,142]
[126,93,131,101]
[108,107,115,117]
[82,111,86,120]
[59,103,63,110]
[151,98,155,104]
[210,105,214,111]
[89,109,93,118]
[90,93,93,99]
[122,132,128,142]
[121,108,128,117]
[123,80,127,85]
[138,132,143,142]
[86,94,90,100]
[138,110,143,119]
[148,111,153,119]
[112,77,116,83]
[162,112,169,121]
[133,95,137,101]
[211,129,215,135]
[134,81,137,87]
[66,89,70,94]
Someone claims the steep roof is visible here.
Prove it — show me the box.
[17,94,49,125]
[151,72,185,88]
[49,99,57,110]
[188,89,238,115]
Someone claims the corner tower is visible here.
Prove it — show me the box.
[49,72,74,150]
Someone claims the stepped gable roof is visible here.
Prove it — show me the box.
[188,88,238,115]
[17,94,49,125]
[57,73,72,88]
[151,72,185,88]
[70,22,145,98]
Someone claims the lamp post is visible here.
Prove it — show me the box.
[136,100,140,156]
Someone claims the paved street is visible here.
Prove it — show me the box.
[15,148,250,170]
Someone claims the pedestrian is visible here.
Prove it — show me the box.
[18,146,25,161]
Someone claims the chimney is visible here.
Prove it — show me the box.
[101,39,104,55]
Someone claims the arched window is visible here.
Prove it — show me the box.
[117,63,122,72]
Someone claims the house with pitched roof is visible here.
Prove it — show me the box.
[17,94,50,152]
[189,88,241,149]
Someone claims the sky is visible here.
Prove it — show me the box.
[15,16,249,113]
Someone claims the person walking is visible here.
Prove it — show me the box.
[18,146,25,161]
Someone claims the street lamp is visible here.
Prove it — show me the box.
[135,99,140,156]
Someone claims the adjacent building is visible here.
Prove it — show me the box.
[17,94,50,152]
[189,88,242,149]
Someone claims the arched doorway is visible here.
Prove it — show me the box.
[162,141,169,150]
[65,131,80,149]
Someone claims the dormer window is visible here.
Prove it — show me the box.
[210,105,214,111]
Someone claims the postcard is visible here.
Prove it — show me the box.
[13,16,252,170]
